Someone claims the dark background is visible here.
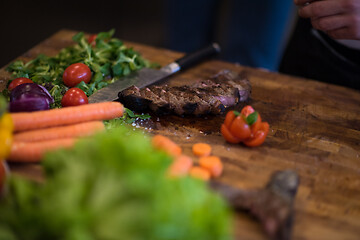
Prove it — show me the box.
[0,0,298,68]
[0,0,166,67]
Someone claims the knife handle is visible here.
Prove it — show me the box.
[175,43,221,70]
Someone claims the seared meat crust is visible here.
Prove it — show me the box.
[118,69,251,116]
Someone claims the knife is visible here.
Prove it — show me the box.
[88,43,221,103]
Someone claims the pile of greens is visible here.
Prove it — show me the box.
[5,29,151,107]
[0,126,233,240]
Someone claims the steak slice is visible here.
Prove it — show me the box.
[119,69,251,116]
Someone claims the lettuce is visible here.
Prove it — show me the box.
[0,126,233,240]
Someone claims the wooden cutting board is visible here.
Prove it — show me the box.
[1,29,360,240]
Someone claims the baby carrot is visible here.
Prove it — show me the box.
[13,121,105,142]
[167,154,193,177]
[199,156,223,178]
[8,138,76,162]
[192,143,212,157]
[152,134,182,157]
[11,102,124,132]
[189,166,211,181]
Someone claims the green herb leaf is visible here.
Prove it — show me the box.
[112,63,122,76]
[138,113,151,120]
[72,32,84,43]
[233,111,240,116]
[125,108,136,118]
[97,29,115,40]
[246,111,258,125]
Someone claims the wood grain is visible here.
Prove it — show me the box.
[1,29,360,240]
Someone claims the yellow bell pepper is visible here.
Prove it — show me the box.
[0,113,13,159]
[0,95,13,159]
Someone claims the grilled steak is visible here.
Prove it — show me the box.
[118,69,251,116]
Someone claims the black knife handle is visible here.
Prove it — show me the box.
[175,43,221,70]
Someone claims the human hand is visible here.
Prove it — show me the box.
[294,0,360,40]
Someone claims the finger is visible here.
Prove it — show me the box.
[311,15,349,32]
[294,0,315,7]
[299,0,346,19]
[327,27,360,40]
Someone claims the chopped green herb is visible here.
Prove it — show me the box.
[104,108,151,129]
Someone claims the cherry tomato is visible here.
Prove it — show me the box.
[221,106,269,147]
[8,77,33,91]
[88,34,97,47]
[241,105,255,117]
[229,116,251,140]
[224,111,237,128]
[250,114,262,137]
[241,106,262,137]
[61,88,88,107]
[63,63,92,87]
[221,124,241,144]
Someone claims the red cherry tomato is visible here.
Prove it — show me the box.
[223,110,237,128]
[221,106,269,147]
[61,88,88,107]
[63,63,92,87]
[220,124,241,144]
[8,77,33,91]
[241,105,255,117]
[88,34,97,47]
[229,116,251,140]
[243,122,269,147]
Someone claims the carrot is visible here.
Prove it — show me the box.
[192,143,212,157]
[11,102,124,132]
[199,156,223,178]
[13,121,105,142]
[8,138,76,162]
[189,166,211,181]
[167,155,193,177]
[152,134,182,157]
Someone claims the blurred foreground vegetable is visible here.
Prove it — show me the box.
[0,126,233,240]
[0,96,12,195]
[0,97,13,159]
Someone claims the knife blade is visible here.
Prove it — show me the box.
[88,43,221,103]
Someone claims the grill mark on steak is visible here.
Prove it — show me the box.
[118,69,251,116]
